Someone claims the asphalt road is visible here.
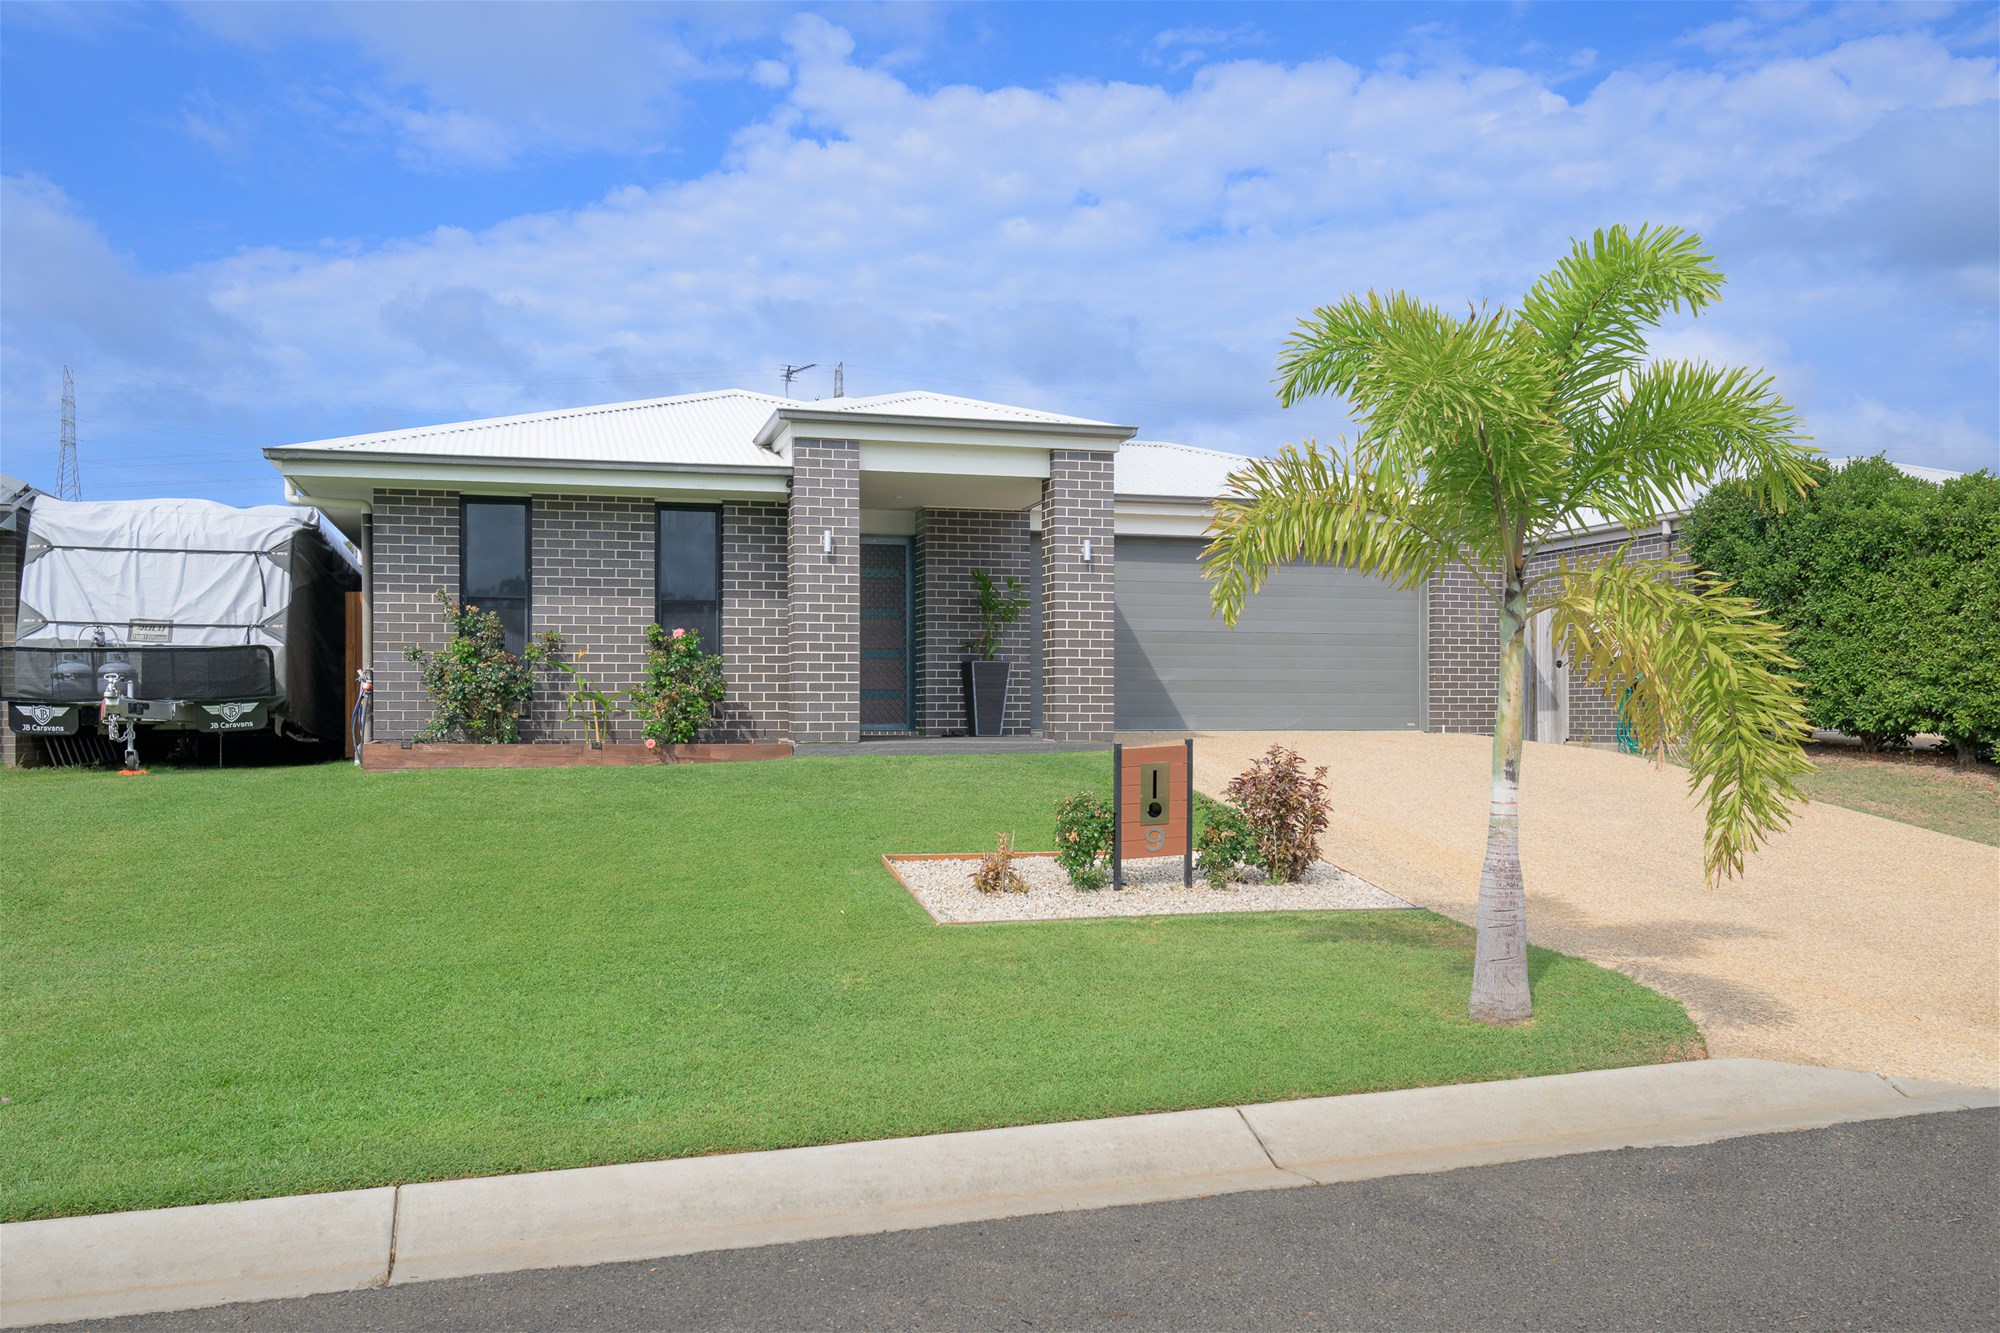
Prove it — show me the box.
[60,1109,1999,1332]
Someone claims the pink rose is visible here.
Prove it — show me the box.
[672,627,686,639]
[644,738,656,749]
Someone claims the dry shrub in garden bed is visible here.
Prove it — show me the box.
[972,833,1029,894]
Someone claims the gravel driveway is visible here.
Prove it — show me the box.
[1142,730,1999,1086]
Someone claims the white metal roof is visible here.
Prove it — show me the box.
[267,389,794,469]
[266,387,1129,471]
[797,390,1122,428]
[1115,441,1254,500]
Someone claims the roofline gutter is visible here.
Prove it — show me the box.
[263,447,792,478]
[753,408,1137,449]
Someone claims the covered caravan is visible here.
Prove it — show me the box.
[5,498,360,743]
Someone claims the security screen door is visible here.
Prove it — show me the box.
[860,538,914,733]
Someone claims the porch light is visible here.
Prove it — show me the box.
[1082,539,1093,563]
[822,529,833,555]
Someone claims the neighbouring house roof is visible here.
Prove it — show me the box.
[1114,441,1254,500]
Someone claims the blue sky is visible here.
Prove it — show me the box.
[2,1,1995,504]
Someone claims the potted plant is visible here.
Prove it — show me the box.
[960,569,1027,737]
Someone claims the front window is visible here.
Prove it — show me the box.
[461,499,530,654]
[657,506,721,650]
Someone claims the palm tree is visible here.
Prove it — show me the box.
[1202,224,1819,1024]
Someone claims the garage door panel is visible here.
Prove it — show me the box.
[1115,537,1419,731]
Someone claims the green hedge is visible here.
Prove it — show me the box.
[1682,456,1999,760]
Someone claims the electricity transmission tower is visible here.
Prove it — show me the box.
[832,362,844,397]
[56,365,81,500]
[779,362,816,398]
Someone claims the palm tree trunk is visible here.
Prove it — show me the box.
[1470,574,1533,1024]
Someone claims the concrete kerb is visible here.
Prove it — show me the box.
[5,1060,1994,1328]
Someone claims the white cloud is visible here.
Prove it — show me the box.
[1815,399,1998,474]
[178,1,726,167]
[4,17,1996,498]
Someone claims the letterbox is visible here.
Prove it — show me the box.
[1112,740,1193,889]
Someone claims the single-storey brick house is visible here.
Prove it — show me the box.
[255,387,1676,749]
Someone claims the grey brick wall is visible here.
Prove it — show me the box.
[372,490,790,744]
[370,489,459,741]
[787,439,861,743]
[914,508,1037,735]
[525,496,653,743]
[1530,530,1676,745]
[717,500,789,742]
[1424,559,1502,735]
[1425,529,1678,739]
[1039,450,1116,742]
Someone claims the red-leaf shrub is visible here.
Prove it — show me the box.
[1222,744,1331,882]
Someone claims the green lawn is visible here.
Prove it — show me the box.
[1799,747,2000,846]
[0,756,1700,1222]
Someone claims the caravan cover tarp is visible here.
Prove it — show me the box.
[17,497,359,730]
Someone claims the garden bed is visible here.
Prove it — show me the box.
[360,740,791,770]
[886,852,1415,923]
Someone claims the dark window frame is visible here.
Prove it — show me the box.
[656,503,724,654]
[459,497,532,656]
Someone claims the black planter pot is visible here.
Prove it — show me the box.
[962,659,1011,736]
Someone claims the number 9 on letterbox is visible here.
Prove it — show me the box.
[1111,739,1193,889]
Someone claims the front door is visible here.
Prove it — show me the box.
[860,538,914,733]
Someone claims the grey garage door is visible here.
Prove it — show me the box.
[1115,537,1421,731]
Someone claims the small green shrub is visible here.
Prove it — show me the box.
[1223,744,1331,883]
[1194,791,1258,888]
[405,591,559,743]
[1053,790,1112,891]
[630,625,728,745]
[971,832,1029,894]
[961,570,1028,660]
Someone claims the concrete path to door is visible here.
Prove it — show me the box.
[1173,731,2000,1087]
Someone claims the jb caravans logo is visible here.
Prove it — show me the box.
[7,704,76,735]
[201,703,263,731]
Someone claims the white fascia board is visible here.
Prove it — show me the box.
[266,451,790,504]
[859,440,1053,479]
[760,412,1131,456]
[1114,498,1215,538]
[1026,498,1214,536]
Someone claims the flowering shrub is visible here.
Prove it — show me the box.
[1194,791,1259,889]
[406,591,559,743]
[1222,744,1331,883]
[1053,790,1113,891]
[971,832,1029,894]
[630,624,727,745]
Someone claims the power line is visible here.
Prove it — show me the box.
[56,366,82,500]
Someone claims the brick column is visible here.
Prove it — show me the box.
[788,439,861,743]
[1039,450,1116,742]
[369,489,458,742]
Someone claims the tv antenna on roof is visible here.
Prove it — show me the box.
[56,365,82,501]
[779,362,817,398]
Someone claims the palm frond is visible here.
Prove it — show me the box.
[1518,224,1725,413]
[1276,292,1569,527]
[1548,554,1813,882]
[1565,359,1818,534]
[1202,442,1459,627]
